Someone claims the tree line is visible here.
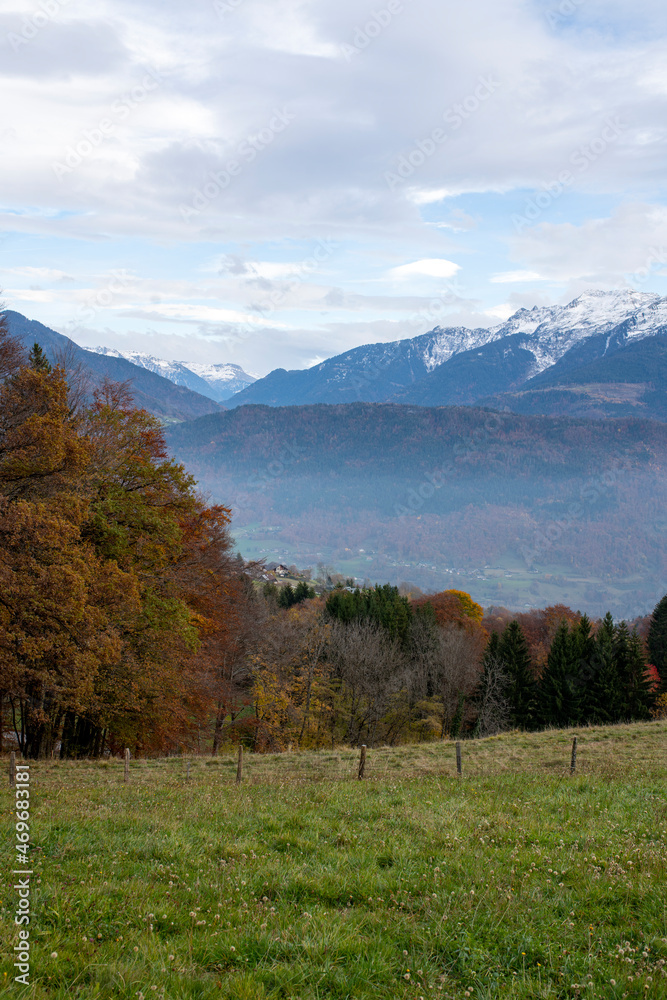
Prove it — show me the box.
[1,310,664,757]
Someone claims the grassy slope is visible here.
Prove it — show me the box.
[1,723,667,999]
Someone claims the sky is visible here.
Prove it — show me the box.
[1,0,667,376]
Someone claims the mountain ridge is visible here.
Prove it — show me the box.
[4,312,222,423]
[89,347,256,402]
[226,290,667,420]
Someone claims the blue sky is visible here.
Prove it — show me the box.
[1,0,667,375]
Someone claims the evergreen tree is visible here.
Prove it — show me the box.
[570,613,595,722]
[498,620,536,729]
[625,628,654,720]
[647,594,667,693]
[585,613,624,723]
[539,619,580,727]
[278,584,296,609]
[294,580,315,603]
[325,583,412,644]
[28,342,51,372]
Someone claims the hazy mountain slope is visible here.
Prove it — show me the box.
[5,312,221,422]
[90,348,256,401]
[165,402,667,618]
[481,335,667,421]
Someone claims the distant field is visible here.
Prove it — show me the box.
[232,525,655,619]
[1,723,667,999]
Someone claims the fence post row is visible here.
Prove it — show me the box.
[358,744,366,780]
[8,733,585,784]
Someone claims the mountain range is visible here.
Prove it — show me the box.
[4,294,666,616]
[226,290,667,421]
[89,348,256,402]
[4,312,222,423]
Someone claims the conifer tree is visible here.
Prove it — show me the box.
[625,628,654,719]
[570,613,595,721]
[28,342,51,372]
[585,612,624,723]
[539,619,579,727]
[498,620,536,729]
[294,580,314,603]
[647,594,667,693]
[278,584,296,609]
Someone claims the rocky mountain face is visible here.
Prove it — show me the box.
[226,290,667,421]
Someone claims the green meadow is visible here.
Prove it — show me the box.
[1,723,667,999]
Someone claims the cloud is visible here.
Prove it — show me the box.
[484,303,517,321]
[390,259,461,280]
[1,0,667,369]
[491,270,545,283]
[509,203,667,285]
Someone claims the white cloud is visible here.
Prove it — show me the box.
[3,266,74,282]
[490,270,545,283]
[390,259,461,280]
[484,303,516,321]
[124,303,286,325]
[1,0,667,369]
[509,203,667,285]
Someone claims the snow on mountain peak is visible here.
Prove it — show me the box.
[87,347,256,401]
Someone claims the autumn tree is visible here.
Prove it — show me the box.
[252,601,331,750]
[473,632,510,737]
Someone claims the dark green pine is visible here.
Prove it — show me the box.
[647,594,667,693]
[498,620,537,730]
[570,613,595,722]
[28,341,51,372]
[585,612,624,723]
[539,620,579,728]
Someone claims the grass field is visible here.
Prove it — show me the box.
[1,723,667,999]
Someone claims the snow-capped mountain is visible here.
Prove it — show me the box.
[4,313,221,423]
[88,348,256,402]
[184,362,258,400]
[227,290,667,413]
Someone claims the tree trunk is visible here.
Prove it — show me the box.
[212,703,225,755]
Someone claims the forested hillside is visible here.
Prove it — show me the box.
[1,311,665,759]
[482,334,667,420]
[166,403,667,617]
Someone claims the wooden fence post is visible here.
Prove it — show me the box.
[186,761,191,782]
[236,745,243,786]
[456,741,462,776]
[358,745,367,780]
[570,736,577,774]
[124,748,130,783]
[9,751,16,787]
